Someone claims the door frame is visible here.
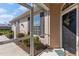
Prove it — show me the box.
[60,4,78,56]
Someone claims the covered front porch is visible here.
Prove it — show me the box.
[0,3,78,56]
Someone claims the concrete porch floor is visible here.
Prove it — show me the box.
[38,48,64,56]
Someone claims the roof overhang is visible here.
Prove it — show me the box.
[19,3,49,11]
[18,3,32,9]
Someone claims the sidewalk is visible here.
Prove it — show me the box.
[0,35,29,56]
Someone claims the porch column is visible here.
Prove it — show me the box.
[13,22,17,39]
[30,5,34,56]
[77,4,79,56]
[18,3,34,56]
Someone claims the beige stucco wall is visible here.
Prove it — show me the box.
[45,4,63,48]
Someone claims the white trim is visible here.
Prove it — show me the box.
[61,4,77,16]
[48,11,50,46]
[61,4,78,56]
[41,4,50,46]
[60,9,62,48]
[19,3,32,9]
[76,4,79,56]
[45,5,50,46]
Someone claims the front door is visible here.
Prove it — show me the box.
[62,9,76,55]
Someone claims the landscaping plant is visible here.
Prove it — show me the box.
[17,33,25,38]
[23,36,48,50]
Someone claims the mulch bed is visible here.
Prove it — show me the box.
[14,40,46,56]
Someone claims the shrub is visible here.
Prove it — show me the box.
[0,29,13,35]
[17,33,25,38]
[0,32,3,35]
[23,37,30,46]
[23,36,48,50]
[34,37,47,50]
[6,33,14,39]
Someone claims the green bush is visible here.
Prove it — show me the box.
[34,37,47,50]
[17,33,25,38]
[23,37,30,46]
[6,32,14,39]
[0,32,3,35]
[0,29,12,35]
[0,29,14,39]
[23,36,47,50]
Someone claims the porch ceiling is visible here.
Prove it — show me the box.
[18,3,32,9]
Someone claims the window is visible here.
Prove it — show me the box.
[33,14,40,35]
[28,12,45,37]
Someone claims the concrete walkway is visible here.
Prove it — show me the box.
[0,35,29,56]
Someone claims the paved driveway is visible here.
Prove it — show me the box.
[0,35,29,56]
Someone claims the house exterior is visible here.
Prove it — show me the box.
[10,6,50,45]
[10,3,79,56]
[10,12,30,34]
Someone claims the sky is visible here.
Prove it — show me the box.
[34,14,40,26]
[0,3,40,26]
